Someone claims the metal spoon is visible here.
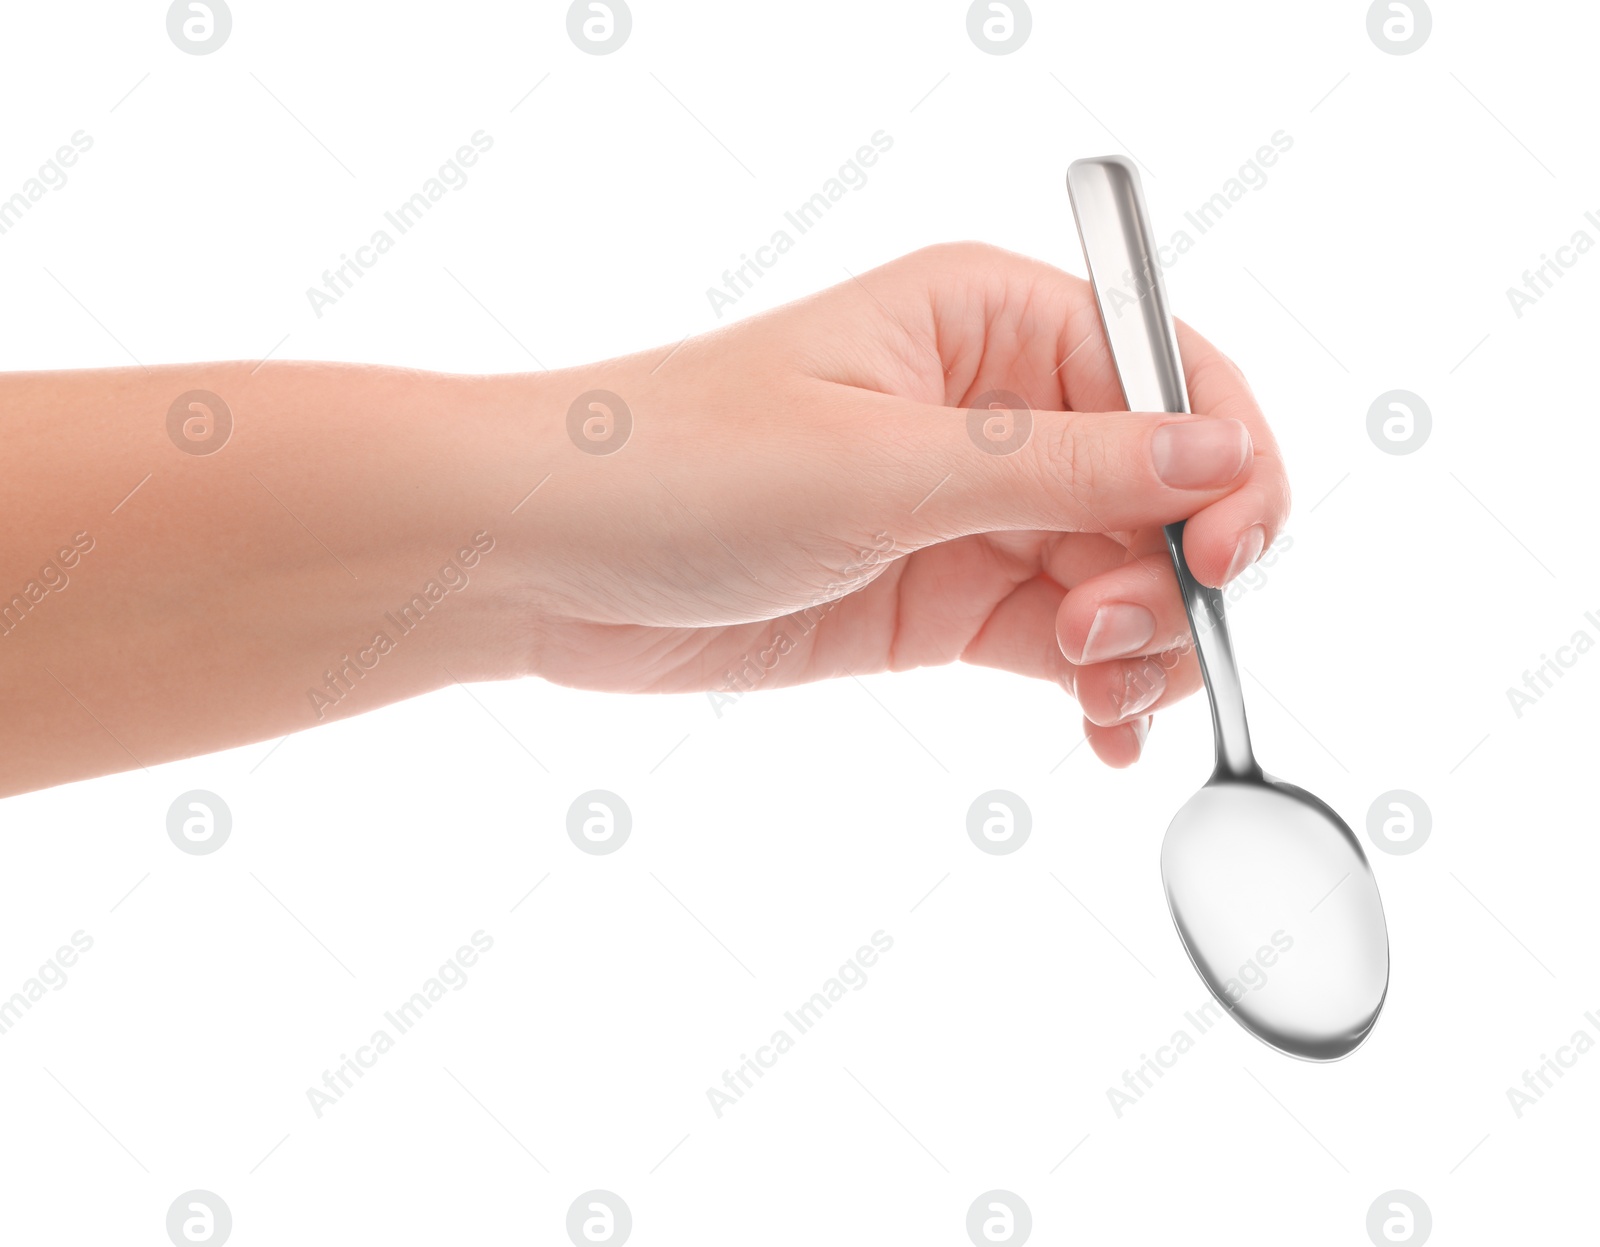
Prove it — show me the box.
[1065,156,1389,1060]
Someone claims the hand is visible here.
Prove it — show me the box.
[519,242,1290,766]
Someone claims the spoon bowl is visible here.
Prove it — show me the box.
[1162,777,1389,1060]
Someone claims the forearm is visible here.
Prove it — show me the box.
[0,361,555,796]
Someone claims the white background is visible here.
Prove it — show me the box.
[1,1,1595,1243]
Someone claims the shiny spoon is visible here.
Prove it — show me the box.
[1065,156,1389,1060]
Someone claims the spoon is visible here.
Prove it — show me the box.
[1065,156,1389,1060]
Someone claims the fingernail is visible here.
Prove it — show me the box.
[1224,525,1266,583]
[1152,419,1251,489]
[1130,714,1152,749]
[1117,661,1166,719]
[1079,602,1158,664]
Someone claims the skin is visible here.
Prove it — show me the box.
[0,242,1288,798]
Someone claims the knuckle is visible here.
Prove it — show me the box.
[1034,414,1102,512]
[902,240,996,273]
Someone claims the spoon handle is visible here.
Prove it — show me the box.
[1065,157,1260,781]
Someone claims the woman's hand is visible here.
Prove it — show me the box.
[0,242,1287,795]
[518,242,1290,766]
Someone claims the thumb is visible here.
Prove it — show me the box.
[877,398,1255,544]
